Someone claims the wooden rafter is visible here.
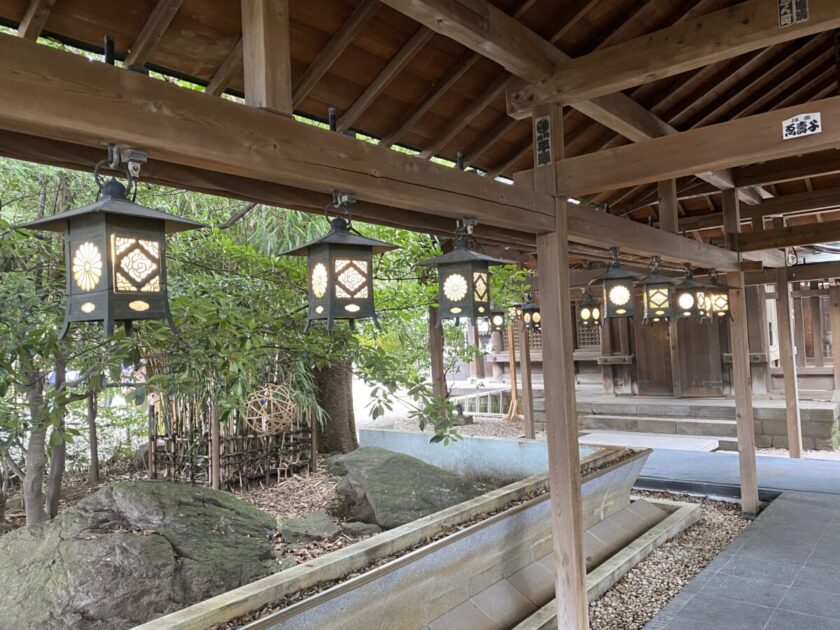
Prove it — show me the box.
[293,0,379,108]
[462,116,519,166]
[16,0,54,41]
[337,26,435,133]
[125,0,184,68]
[205,38,243,97]
[738,219,840,251]
[507,0,840,111]
[735,149,840,187]
[419,73,508,159]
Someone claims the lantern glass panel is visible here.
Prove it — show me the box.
[443,272,468,302]
[334,258,369,299]
[604,278,635,317]
[72,241,103,292]
[711,291,729,316]
[111,234,162,293]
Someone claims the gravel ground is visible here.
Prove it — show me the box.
[589,491,748,630]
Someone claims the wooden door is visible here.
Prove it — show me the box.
[633,294,673,395]
[678,316,724,397]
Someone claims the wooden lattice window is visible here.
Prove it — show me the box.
[575,321,601,348]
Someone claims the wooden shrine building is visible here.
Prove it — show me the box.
[4,0,840,627]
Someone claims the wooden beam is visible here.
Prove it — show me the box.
[205,38,243,97]
[722,189,739,250]
[0,35,748,272]
[0,34,555,233]
[532,102,589,629]
[293,0,379,107]
[738,218,840,251]
[735,149,840,187]
[378,0,557,82]
[125,0,184,68]
[517,319,535,439]
[17,0,54,40]
[507,0,840,111]
[775,268,803,458]
[829,285,840,400]
[241,0,293,114]
[556,95,840,196]
[0,129,541,250]
[338,27,435,133]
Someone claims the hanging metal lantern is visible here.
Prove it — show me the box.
[707,270,732,319]
[282,193,396,331]
[674,264,708,320]
[640,256,675,325]
[420,220,506,323]
[16,154,203,338]
[489,305,507,333]
[521,293,541,332]
[576,288,602,327]
[595,247,641,319]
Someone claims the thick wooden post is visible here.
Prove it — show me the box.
[722,188,760,516]
[241,0,293,114]
[470,323,486,379]
[518,317,535,439]
[533,103,588,629]
[658,179,682,397]
[775,268,803,457]
[829,285,840,401]
[429,306,447,399]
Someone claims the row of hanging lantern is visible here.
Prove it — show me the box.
[14,147,543,339]
[576,247,732,328]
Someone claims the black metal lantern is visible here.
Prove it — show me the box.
[596,247,641,319]
[282,193,396,331]
[707,270,732,319]
[16,165,203,338]
[489,304,507,333]
[521,293,541,332]
[420,221,506,323]
[576,288,602,327]
[674,264,708,320]
[640,256,675,325]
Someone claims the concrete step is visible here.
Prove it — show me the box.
[580,414,738,438]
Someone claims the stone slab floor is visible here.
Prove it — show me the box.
[645,491,840,629]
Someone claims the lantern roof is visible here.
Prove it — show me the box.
[639,258,675,286]
[419,237,508,267]
[282,217,397,256]
[16,179,205,234]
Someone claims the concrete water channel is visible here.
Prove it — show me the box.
[144,434,699,629]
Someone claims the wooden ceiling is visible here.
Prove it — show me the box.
[1,0,839,247]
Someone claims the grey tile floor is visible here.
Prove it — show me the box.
[644,491,840,630]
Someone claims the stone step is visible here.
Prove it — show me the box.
[580,414,739,438]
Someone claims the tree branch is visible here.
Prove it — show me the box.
[219,202,258,229]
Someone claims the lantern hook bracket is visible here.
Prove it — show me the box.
[93,144,148,199]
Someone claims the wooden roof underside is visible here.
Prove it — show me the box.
[1,0,840,255]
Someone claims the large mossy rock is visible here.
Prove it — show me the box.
[334,447,485,528]
[0,481,277,629]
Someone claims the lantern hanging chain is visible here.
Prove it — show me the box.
[93,144,148,201]
[325,191,359,231]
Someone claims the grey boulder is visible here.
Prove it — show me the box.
[334,447,484,529]
[0,480,277,629]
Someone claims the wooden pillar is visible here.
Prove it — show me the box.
[241,0,293,114]
[210,401,221,490]
[793,295,807,367]
[470,323,486,379]
[722,188,760,517]
[518,317,535,439]
[775,268,803,458]
[429,306,446,399]
[829,285,840,401]
[533,103,588,629]
[811,282,825,367]
[658,179,682,397]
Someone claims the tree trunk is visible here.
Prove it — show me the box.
[23,425,48,526]
[314,361,358,454]
[46,358,67,519]
[87,391,100,486]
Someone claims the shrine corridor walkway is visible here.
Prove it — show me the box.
[645,491,840,629]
